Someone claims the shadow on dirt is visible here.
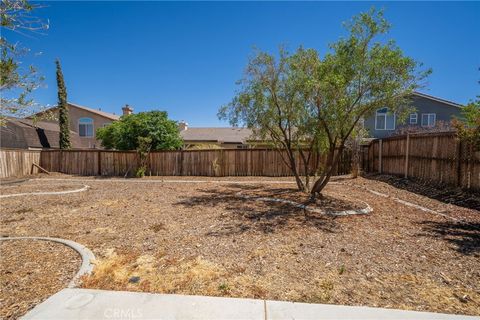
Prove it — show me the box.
[175,184,338,235]
[363,173,480,211]
[419,220,480,256]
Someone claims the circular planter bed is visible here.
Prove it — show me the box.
[236,188,371,216]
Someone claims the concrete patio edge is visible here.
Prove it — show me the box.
[22,288,479,320]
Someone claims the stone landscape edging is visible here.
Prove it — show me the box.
[0,236,95,288]
[0,184,90,198]
[235,191,372,216]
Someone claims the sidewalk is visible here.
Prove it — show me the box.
[22,288,478,320]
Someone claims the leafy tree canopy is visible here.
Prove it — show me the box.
[0,0,49,125]
[96,111,183,151]
[453,94,480,150]
[219,8,430,196]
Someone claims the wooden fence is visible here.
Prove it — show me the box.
[3,133,478,191]
[362,132,480,191]
[37,149,351,177]
[0,149,41,178]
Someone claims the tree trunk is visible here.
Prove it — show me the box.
[310,166,335,199]
[310,146,343,198]
[294,173,306,192]
[288,153,306,192]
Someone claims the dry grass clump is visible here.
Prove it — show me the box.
[380,273,480,315]
[82,249,269,299]
[80,249,480,315]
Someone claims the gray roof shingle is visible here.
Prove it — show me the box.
[180,127,254,144]
[0,117,82,149]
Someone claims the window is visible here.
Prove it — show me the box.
[409,113,418,125]
[421,113,436,127]
[103,123,111,127]
[375,108,395,130]
[78,117,94,137]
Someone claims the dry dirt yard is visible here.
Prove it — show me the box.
[1,174,479,317]
[0,239,79,319]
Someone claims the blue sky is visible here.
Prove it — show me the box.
[6,1,480,126]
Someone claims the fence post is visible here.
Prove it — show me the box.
[58,150,62,173]
[455,139,462,187]
[404,134,410,179]
[220,148,225,177]
[97,151,102,176]
[180,149,184,176]
[378,139,383,174]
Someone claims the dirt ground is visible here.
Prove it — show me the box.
[0,174,479,316]
[0,239,80,319]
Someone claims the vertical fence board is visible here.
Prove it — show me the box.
[363,133,479,191]
[0,149,41,178]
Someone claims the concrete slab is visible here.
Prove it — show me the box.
[22,289,264,320]
[22,288,479,320]
[265,300,479,320]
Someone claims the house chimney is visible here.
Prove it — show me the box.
[178,121,188,131]
[122,104,133,115]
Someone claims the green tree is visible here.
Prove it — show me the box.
[453,95,480,150]
[96,111,183,151]
[136,136,153,177]
[220,8,430,198]
[219,47,327,191]
[0,0,49,125]
[56,59,71,149]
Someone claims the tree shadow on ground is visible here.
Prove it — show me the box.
[362,173,480,210]
[175,184,338,236]
[418,220,480,256]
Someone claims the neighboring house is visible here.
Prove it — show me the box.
[364,92,463,139]
[33,103,132,148]
[179,122,260,149]
[0,117,82,149]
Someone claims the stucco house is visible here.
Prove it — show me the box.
[364,92,463,139]
[32,103,133,148]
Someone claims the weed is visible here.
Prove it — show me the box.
[218,282,230,294]
[149,223,165,233]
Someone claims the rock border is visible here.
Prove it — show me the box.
[0,184,90,198]
[331,182,461,222]
[0,236,95,288]
[235,192,372,216]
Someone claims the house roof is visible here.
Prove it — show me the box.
[0,117,82,149]
[412,92,463,108]
[32,102,120,121]
[180,127,254,144]
[67,102,120,120]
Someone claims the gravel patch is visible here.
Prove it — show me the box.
[0,240,80,319]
